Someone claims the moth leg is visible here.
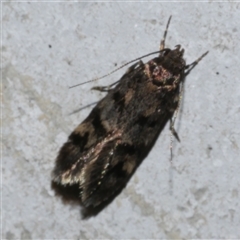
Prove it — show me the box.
[185,51,209,76]
[169,118,180,164]
[170,118,180,142]
[160,16,172,51]
[92,61,144,92]
[169,81,183,143]
[92,85,113,92]
[125,60,144,73]
[91,80,120,92]
[169,86,182,163]
[118,60,144,79]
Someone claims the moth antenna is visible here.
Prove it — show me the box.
[69,50,162,89]
[185,51,209,75]
[160,15,172,51]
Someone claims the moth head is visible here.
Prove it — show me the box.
[149,45,186,86]
[162,45,186,75]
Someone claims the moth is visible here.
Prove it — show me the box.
[52,16,208,208]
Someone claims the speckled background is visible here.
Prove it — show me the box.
[2,2,240,239]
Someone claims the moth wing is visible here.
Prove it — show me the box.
[80,139,138,207]
[52,121,96,184]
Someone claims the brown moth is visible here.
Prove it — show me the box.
[52,16,208,208]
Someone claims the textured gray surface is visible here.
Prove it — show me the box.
[2,2,240,239]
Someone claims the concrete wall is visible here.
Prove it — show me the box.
[2,2,240,239]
